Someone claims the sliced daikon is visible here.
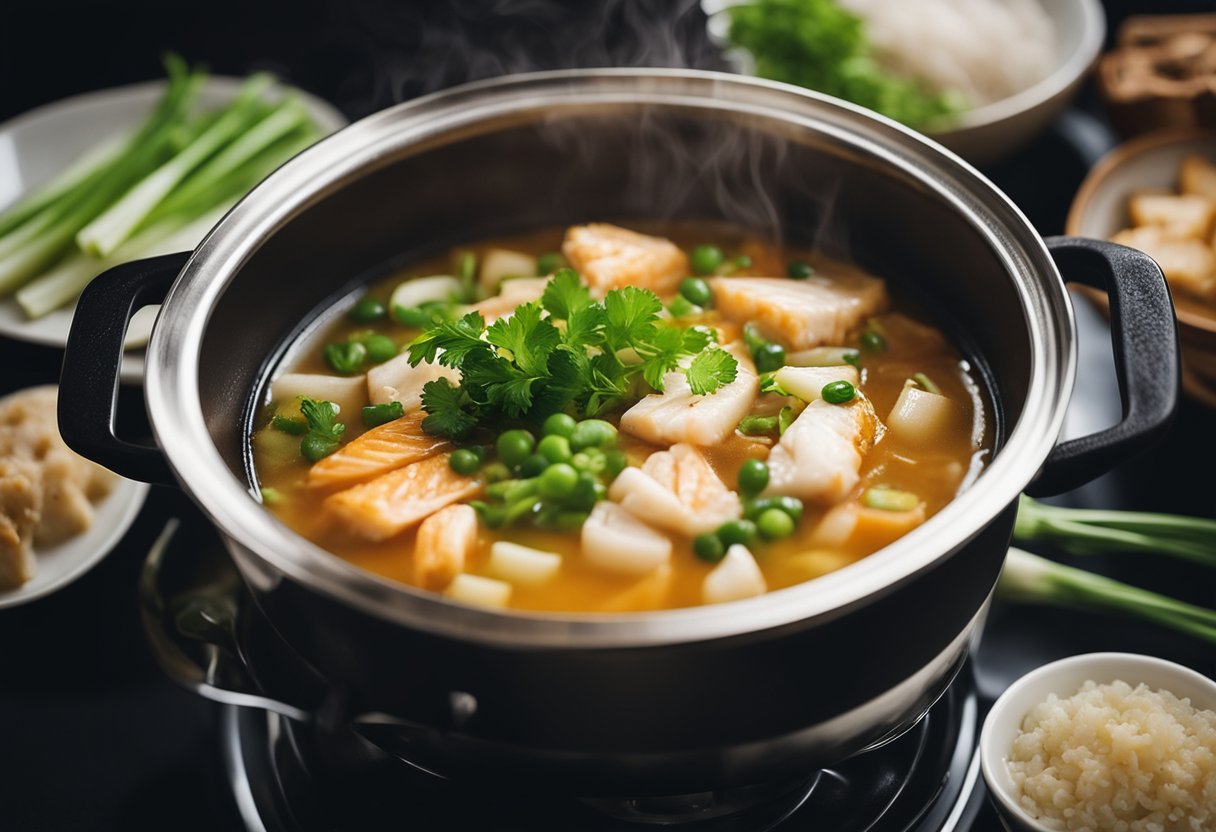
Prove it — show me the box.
[702,544,766,604]
[886,383,960,445]
[479,249,537,294]
[271,373,367,423]
[445,573,512,608]
[581,501,672,576]
[389,275,462,311]
[785,346,860,368]
[772,365,859,402]
[486,542,562,586]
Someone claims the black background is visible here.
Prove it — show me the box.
[1,1,1215,830]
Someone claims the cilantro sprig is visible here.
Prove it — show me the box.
[406,269,739,439]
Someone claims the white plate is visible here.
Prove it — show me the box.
[0,77,348,384]
[0,475,149,608]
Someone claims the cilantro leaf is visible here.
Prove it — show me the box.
[298,397,345,461]
[603,286,662,351]
[685,348,739,395]
[541,268,592,320]
[682,325,718,353]
[563,304,605,350]
[484,302,560,376]
[419,377,480,439]
[407,311,487,367]
[639,325,686,391]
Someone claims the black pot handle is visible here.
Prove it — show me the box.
[58,252,190,485]
[1027,237,1179,496]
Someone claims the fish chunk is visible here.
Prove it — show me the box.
[581,500,672,576]
[609,443,741,537]
[619,343,758,447]
[562,224,688,298]
[308,411,451,489]
[367,352,459,409]
[710,275,887,350]
[324,454,483,541]
[702,544,766,604]
[469,277,548,323]
[764,397,882,504]
[414,504,478,591]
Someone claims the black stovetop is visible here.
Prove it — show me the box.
[2,2,1216,831]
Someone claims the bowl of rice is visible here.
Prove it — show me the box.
[980,652,1216,832]
[704,0,1106,166]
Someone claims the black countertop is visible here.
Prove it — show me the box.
[1,2,1214,830]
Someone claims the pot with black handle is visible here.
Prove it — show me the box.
[59,70,1178,796]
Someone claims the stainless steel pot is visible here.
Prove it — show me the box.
[59,70,1178,796]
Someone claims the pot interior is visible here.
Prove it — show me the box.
[197,103,1032,485]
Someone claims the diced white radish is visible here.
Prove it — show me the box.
[786,346,860,367]
[886,384,960,445]
[702,544,767,604]
[479,249,537,293]
[390,275,463,311]
[486,542,562,586]
[414,504,478,591]
[807,502,859,548]
[772,365,859,402]
[581,501,672,576]
[367,351,459,409]
[445,574,512,608]
[271,373,367,423]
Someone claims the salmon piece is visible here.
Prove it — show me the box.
[764,396,883,504]
[309,412,451,489]
[367,352,459,410]
[710,275,887,350]
[619,343,758,447]
[414,504,478,591]
[562,224,688,298]
[609,443,741,537]
[325,454,483,542]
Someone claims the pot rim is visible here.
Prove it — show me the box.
[145,69,1075,648]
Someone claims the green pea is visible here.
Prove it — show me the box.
[542,412,577,439]
[603,449,628,478]
[324,341,366,374]
[717,519,758,547]
[518,453,549,479]
[679,277,713,308]
[449,448,482,475]
[821,380,856,404]
[496,429,535,468]
[538,463,579,499]
[737,459,769,497]
[753,342,786,374]
[537,252,568,275]
[773,495,804,523]
[570,419,617,451]
[787,261,814,279]
[861,330,887,352]
[693,533,726,563]
[361,401,404,427]
[482,462,512,483]
[567,472,603,511]
[737,415,778,436]
[690,244,724,275]
[667,296,700,318]
[536,507,589,531]
[361,334,398,364]
[757,508,795,540]
[392,305,430,329]
[537,434,573,464]
[348,296,386,323]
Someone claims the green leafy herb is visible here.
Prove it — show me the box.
[298,397,345,462]
[362,401,405,428]
[271,414,307,435]
[686,348,739,395]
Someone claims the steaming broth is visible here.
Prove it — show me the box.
[252,223,990,612]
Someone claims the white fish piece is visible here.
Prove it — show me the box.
[764,396,883,504]
[469,277,548,324]
[414,504,478,591]
[479,249,537,294]
[610,443,741,536]
[772,365,860,402]
[487,541,562,586]
[271,373,367,423]
[619,343,758,447]
[885,383,961,445]
[581,500,672,577]
[367,351,459,409]
[710,275,887,350]
[390,275,462,311]
[702,544,766,604]
[562,224,688,298]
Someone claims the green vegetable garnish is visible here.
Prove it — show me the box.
[690,245,724,275]
[726,0,963,129]
[324,341,367,374]
[738,414,778,436]
[298,397,345,462]
[821,380,856,404]
[538,463,579,499]
[519,453,549,479]
[738,459,770,496]
[455,250,478,301]
[718,519,758,547]
[787,261,813,279]
[667,295,701,318]
[744,495,803,523]
[449,448,482,476]
[497,429,536,469]
[537,434,573,464]
[271,414,307,435]
[406,270,738,439]
[693,533,727,563]
[260,487,283,505]
[911,372,941,395]
[860,329,886,353]
[679,277,713,308]
[361,401,404,428]
[349,296,386,324]
[359,333,398,364]
[757,508,795,540]
[754,342,786,374]
[862,486,918,512]
[536,252,567,275]
[542,412,577,439]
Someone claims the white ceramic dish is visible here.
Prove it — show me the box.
[0,475,149,608]
[979,651,1216,832]
[702,0,1105,166]
[0,77,348,384]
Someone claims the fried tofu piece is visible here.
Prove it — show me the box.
[34,451,98,547]
[324,454,483,542]
[413,504,478,591]
[1111,225,1216,300]
[0,459,41,589]
[309,412,452,490]
[1128,192,1216,239]
[1180,155,1216,202]
[562,224,688,298]
[710,274,888,351]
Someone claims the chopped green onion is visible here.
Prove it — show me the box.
[860,330,886,352]
[455,250,478,301]
[272,415,307,435]
[738,414,778,436]
[862,486,919,512]
[911,372,941,395]
[778,405,797,434]
[361,401,404,428]
[260,487,283,505]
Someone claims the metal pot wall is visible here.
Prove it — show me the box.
[58,70,1178,796]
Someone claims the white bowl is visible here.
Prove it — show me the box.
[702,0,1106,167]
[979,652,1216,832]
